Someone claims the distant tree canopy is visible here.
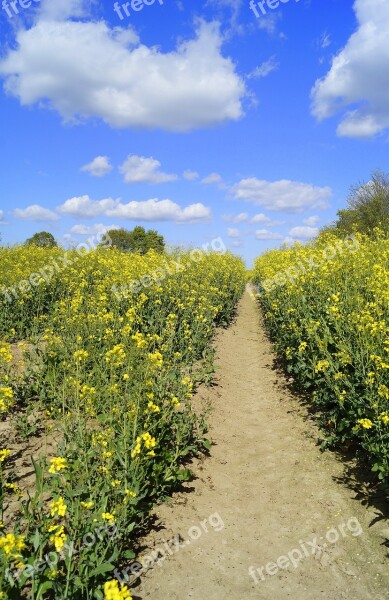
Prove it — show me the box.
[103,226,165,254]
[25,231,58,247]
[326,170,389,237]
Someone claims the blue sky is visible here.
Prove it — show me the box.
[0,0,388,265]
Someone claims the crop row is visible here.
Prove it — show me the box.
[0,246,246,599]
[254,231,389,491]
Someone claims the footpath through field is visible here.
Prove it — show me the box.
[136,287,389,600]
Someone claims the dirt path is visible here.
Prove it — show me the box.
[135,288,389,600]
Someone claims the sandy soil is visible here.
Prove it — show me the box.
[133,287,389,600]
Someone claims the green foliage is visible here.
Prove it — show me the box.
[25,232,58,248]
[327,170,389,237]
[254,232,389,492]
[0,247,246,598]
[103,226,165,254]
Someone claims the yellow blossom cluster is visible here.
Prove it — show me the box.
[254,231,389,486]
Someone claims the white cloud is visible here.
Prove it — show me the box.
[183,170,199,181]
[251,213,273,225]
[58,196,118,218]
[233,178,332,213]
[289,226,319,240]
[222,212,248,223]
[39,0,90,21]
[303,215,320,227]
[311,0,389,138]
[13,204,60,221]
[0,210,5,223]
[247,56,279,79]
[58,195,211,223]
[202,172,223,184]
[81,156,112,177]
[257,12,283,35]
[319,32,331,50]
[70,223,119,235]
[227,227,241,238]
[110,199,211,223]
[119,155,177,184]
[255,229,283,241]
[0,19,245,132]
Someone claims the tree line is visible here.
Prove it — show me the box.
[23,226,165,254]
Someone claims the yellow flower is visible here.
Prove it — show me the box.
[73,350,89,362]
[125,489,136,498]
[148,351,163,368]
[101,512,115,523]
[105,344,126,367]
[314,360,330,373]
[50,497,67,517]
[0,449,11,463]
[378,412,389,425]
[48,457,68,474]
[0,533,26,558]
[357,418,374,429]
[104,579,132,600]
[131,432,156,458]
[81,501,94,509]
[49,525,67,552]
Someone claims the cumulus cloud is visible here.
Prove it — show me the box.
[289,226,319,240]
[80,156,112,177]
[0,17,245,132]
[119,155,177,184]
[202,172,223,184]
[227,227,241,238]
[232,178,332,213]
[69,223,119,235]
[251,213,269,224]
[58,196,118,218]
[311,0,389,138]
[183,170,199,181]
[58,195,211,223]
[255,229,283,241]
[247,56,279,79]
[13,204,60,221]
[222,212,248,223]
[303,215,320,226]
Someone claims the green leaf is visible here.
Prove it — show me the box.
[36,581,54,600]
[89,562,115,577]
[176,468,192,481]
[32,527,40,551]
[201,438,212,450]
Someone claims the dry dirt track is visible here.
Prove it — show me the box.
[135,287,389,600]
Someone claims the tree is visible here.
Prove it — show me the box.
[103,226,165,254]
[330,170,389,236]
[25,231,58,247]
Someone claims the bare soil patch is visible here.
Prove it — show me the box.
[134,288,389,600]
